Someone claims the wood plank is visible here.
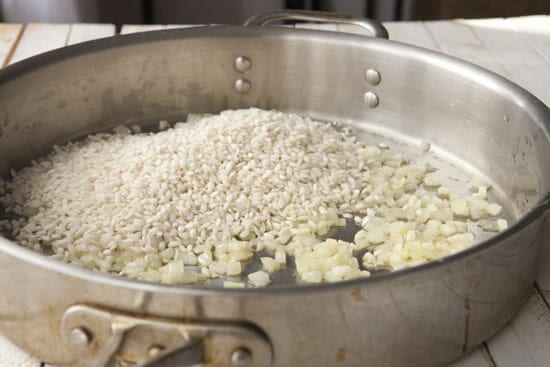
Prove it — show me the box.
[456,17,550,301]
[506,15,550,31]
[0,23,23,67]
[0,334,40,367]
[460,16,550,63]
[384,21,440,51]
[121,24,206,35]
[505,16,550,63]
[423,20,509,76]
[461,15,550,34]
[9,23,71,64]
[67,23,116,45]
[456,18,550,106]
[448,345,495,367]
[486,289,550,367]
[500,16,550,109]
[120,24,167,34]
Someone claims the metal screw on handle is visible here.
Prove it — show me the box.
[244,10,389,39]
[231,347,252,367]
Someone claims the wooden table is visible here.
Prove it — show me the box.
[0,16,549,367]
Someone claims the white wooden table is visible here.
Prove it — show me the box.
[0,16,549,367]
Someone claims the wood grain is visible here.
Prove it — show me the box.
[67,23,116,45]
[457,17,550,105]
[448,345,495,367]
[0,23,23,67]
[384,21,440,50]
[9,23,71,64]
[120,24,167,34]
[464,16,550,62]
[0,334,39,367]
[423,20,508,75]
[487,289,550,367]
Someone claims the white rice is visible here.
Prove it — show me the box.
[0,108,506,286]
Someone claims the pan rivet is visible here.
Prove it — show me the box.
[148,344,165,357]
[234,79,251,93]
[364,91,379,108]
[234,56,252,73]
[70,327,92,347]
[231,347,252,367]
[365,69,381,85]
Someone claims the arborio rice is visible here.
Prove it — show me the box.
[0,108,507,287]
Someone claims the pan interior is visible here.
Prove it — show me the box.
[0,26,546,289]
[0,112,516,288]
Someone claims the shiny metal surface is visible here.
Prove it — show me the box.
[363,91,379,108]
[365,68,381,85]
[234,78,251,93]
[61,304,272,367]
[244,9,389,39]
[69,327,92,348]
[0,24,548,367]
[231,348,252,367]
[234,56,252,73]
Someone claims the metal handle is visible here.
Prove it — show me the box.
[244,10,389,39]
[61,304,272,367]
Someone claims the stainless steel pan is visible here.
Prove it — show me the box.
[0,11,548,367]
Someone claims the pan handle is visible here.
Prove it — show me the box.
[244,10,389,39]
[61,304,273,367]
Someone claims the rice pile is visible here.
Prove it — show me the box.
[0,108,507,287]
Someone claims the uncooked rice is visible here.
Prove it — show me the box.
[0,108,507,287]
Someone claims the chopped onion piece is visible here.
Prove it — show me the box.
[261,257,281,273]
[112,124,131,135]
[487,203,503,216]
[223,281,245,288]
[451,198,469,217]
[275,249,287,264]
[497,219,508,232]
[248,271,271,287]
[423,176,442,187]
[301,271,323,283]
[226,260,242,276]
[159,120,171,131]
